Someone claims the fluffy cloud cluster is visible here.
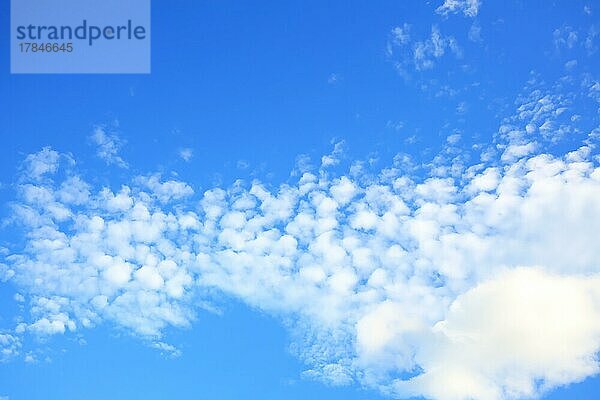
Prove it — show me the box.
[0,333,20,362]
[2,78,600,400]
[7,160,196,341]
[436,0,481,17]
[387,0,482,77]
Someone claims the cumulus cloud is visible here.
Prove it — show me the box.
[135,174,194,203]
[394,268,600,400]
[0,333,20,362]
[2,78,600,400]
[321,140,345,167]
[21,147,61,181]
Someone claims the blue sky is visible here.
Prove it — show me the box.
[1,1,600,399]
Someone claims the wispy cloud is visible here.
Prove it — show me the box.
[179,148,193,162]
[436,0,481,17]
[468,22,482,42]
[89,126,128,168]
[327,73,342,85]
[553,25,579,50]
[388,25,462,75]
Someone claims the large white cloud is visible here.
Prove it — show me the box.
[1,78,600,399]
[393,268,600,400]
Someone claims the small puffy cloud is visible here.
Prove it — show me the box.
[89,126,128,168]
[321,141,345,168]
[0,333,21,362]
[22,147,60,181]
[330,176,358,205]
[447,133,461,144]
[501,142,537,162]
[136,174,194,203]
[436,0,481,17]
[565,59,578,70]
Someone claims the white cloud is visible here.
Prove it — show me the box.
[414,26,462,71]
[468,22,482,42]
[565,59,578,70]
[447,133,461,144]
[151,341,181,357]
[553,26,579,50]
[436,0,481,17]
[321,140,345,167]
[136,174,194,203]
[179,148,193,162]
[389,25,461,73]
[21,147,60,181]
[3,79,600,400]
[394,268,600,400]
[89,126,128,168]
[0,333,20,362]
[391,24,411,46]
